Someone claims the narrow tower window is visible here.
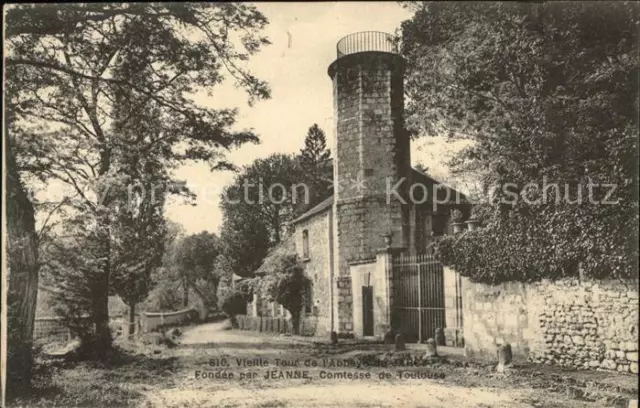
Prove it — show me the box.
[302,229,310,259]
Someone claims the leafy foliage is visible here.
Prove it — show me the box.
[216,273,251,321]
[403,2,639,282]
[220,153,307,277]
[219,125,332,278]
[144,282,184,312]
[4,128,39,396]
[299,124,333,209]
[5,3,271,356]
[174,232,221,284]
[250,254,309,334]
[173,231,222,307]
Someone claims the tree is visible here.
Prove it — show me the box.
[5,3,271,359]
[219,210,271,279]
[173,231,221,309]
[39,218,111,356]
[402,2,638,281]
[251,254,309,334]
[219,153,307,277]
[110,176,168,338]
[299,124,332,209]
[109,41,170,339]
[4,125,39,396]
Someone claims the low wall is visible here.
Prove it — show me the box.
[462,277,639,373]
[235,315,320,336]
[34,317,77,342]
[144,308,196,332]
[34,315,124,342]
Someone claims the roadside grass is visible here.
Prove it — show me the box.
[7,344,179,408]
[6,328,638,408]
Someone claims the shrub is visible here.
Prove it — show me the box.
[437,203,638,284]
[217,281,248,323]
[252,254,309,334]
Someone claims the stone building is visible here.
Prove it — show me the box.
[247,32,470,340]
[244,32,638,374]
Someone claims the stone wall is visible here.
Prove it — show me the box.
[443,267,463,347]
[336,275,353,334]
[349,252,392,339]
[335,197,403,276]
[462,277,639,373]
[295,210,333,336]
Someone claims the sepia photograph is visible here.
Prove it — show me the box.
[2,2,639,407]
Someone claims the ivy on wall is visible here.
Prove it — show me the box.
[438,203,638,285]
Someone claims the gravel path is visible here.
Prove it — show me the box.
[133,321,598,408]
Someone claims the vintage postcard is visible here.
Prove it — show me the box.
[2,2,638,407]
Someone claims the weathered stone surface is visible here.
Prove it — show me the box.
[462,276,638,372]
[435,328,445,346]
[425,338,437,357]
[295,212,336,336]
[383,330,395,346]
[395,333,405,351]
[497,343,513,367]
[332,53,411,341]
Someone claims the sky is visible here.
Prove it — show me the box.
[164,3,467,234]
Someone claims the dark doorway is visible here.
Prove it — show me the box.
[362,286,374,336]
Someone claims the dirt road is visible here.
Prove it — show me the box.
[16,321,634,407]
[132,322,604,408]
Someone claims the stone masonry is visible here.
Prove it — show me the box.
[295,210,333,336]
[329,51,410,336]
[527,278,638,373]
[463,277,639,373]
[336,276,353,334]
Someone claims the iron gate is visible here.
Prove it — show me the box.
[391,253,445,343]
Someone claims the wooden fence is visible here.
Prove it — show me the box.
[34,307,195,343]
[33,316,81,342]
[235,315,318,336]
[144,307,196,332]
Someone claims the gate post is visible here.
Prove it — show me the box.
[376,247,394,335]
[417,254,423,343]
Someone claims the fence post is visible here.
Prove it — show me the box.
[417,255,423,343]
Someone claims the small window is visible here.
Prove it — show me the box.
[304,283,313,316]
[432,214,446,236]
[302,229,310,259]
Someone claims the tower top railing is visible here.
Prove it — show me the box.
[336,31,399,58]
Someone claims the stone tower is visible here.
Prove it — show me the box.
[329,32,411,333]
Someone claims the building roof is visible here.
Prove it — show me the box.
[291,165,470,225]
[255,234,297,276]
[411,168,470,203]
[291,195,334,224]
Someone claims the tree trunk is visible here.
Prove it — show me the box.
[290,309,301,335]
[91,151,113,358]
[183,276,189,307]
[128,304,136,340]
[5,134,39,397]
[92,267,112,359]
[90,224,112,359]
[187,281,211,321]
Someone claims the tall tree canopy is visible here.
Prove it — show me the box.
[299,124,332,209]
[401,2,639,282]
[173,231,222,308]
[220,153,306,277]
[4,2,271,373]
